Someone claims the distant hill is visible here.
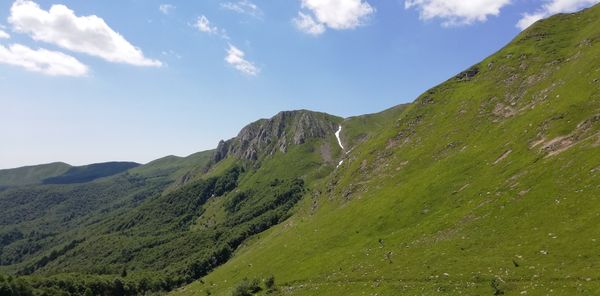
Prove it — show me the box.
[42,162,140,184]
[0,162,71,187]
[0,161,141,188]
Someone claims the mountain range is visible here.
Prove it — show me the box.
[2,4,600,295]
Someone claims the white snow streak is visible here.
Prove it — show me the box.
[335,125,344,150]
[335,125,345,168]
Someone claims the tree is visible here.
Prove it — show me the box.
[84,287,94,296]
[113,278,126,296]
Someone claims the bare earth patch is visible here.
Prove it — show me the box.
[540,114,600,157]
[494,149,513,164]
[493,103,517,118]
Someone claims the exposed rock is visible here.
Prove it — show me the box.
[455,66,480,81]
[213,110,340,162]
[540,114,600,157]
[493,103,517,118]
[319,142,333,163]
[214,140,230,162]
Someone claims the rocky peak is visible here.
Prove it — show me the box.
[214,110,341,162]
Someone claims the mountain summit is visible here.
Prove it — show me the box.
[214,110,341,162]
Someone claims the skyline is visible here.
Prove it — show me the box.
[1,0,599,169]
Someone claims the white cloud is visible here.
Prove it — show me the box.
[516,12,545,30]
[225,44,259,76]
[221,0,263,18]
[294,0,374,35]
[159,4,175,15]
[0,29,9,39]
[405,0,511,26]
[517,0,600,30]
[0,43,88,76]
[294,12,326,35]
[8,0,161,67]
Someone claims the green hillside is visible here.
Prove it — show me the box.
[130,150,214,182]
[173,5,600,296]
[0,163,71,188]
[1,4,600,296]
[0,161,141,188]
[42,162,140,185]
[0,111,343,295]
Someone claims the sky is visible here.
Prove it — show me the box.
[0,0,599,169]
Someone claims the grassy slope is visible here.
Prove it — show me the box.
[130,150,214,182]
[340,104,408,150]
[175,6,600,296]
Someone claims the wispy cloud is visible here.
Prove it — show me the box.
[221,0,263,18]
[194,15,219,34]
[161,50,182,60]
[0,24,9,39]
[0,43,88,76]
[9,0,161,67]
[225,44,259,76]
[159,4,175,15]
[294,12,325,35]
[193,15,229,39]
[517,0,600,30]
[404,0,511,26]
[294,0,374,35]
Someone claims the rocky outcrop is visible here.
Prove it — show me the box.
[213,110,341,162]
[455,66,479,81]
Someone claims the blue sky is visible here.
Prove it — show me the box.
[0,0,598,169]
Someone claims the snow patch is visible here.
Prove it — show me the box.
[335,125,345,168]
[335,125,344,150]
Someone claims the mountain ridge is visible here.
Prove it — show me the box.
[214,110,342,162]
[1,4,600,296]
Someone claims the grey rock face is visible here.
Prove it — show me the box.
[213,110,340,162]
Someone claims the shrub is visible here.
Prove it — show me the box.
[264,275,275,291]
[231,278,261,296]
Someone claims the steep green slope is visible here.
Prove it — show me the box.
[174,6,600,296]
